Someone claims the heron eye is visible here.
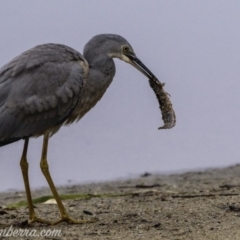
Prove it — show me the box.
[123,46,130,52]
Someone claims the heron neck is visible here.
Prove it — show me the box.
[71,55,115,121]
[86,55,115,78]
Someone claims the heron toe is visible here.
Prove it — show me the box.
[28,217,52,225]
[28,216,97,225]
[51,216,98,225]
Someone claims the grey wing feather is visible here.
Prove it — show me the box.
[0,44,85,142]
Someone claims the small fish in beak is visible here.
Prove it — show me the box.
[124,51,176,130]
[149,77,176,129]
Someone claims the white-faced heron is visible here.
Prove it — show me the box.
[0,34,169,225]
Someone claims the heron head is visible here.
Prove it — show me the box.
[118,44,155,79]
[84,34,156,79]
[103,35,156,79]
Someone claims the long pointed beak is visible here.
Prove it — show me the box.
[124,52,156,79]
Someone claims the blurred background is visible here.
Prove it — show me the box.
[0,0,240,192]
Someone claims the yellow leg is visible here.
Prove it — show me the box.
[20,138,51,225]
[40,133,96,225]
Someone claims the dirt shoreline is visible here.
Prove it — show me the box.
[1,165,240,240]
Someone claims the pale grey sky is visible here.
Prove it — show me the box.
[1,0,240,192]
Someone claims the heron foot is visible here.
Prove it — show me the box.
[51,216,98,225]
[28,216,97,225]
[29,217,52,225]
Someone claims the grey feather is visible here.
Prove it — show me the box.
[0,44,85,141]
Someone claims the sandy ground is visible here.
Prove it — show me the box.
[1,165,240,240]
